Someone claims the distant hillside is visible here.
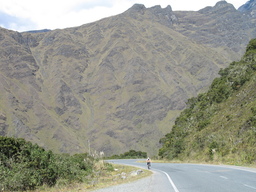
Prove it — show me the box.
[23,29,51,33]
[159,39,256,165]
[0,1,256,156]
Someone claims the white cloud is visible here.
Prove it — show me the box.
[0,0,248,32]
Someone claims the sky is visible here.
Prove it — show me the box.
[0,0,248,32]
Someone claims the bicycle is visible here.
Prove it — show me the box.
[147,162,151,169]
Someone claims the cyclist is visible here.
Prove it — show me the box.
[146,157,151,169]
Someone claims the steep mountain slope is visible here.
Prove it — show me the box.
[238,0,256,17]
[159,39,256,164]
[175,1,256,60]
[0,1,256,156]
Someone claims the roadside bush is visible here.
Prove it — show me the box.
[108,149,147,159]
[0,136,95,191]
[208,141,219,160]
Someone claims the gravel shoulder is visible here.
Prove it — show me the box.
[92,170,171,192]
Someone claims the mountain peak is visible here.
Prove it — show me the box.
[238,0,256,17]
[148,4,173,13]
[215,0,229,6]
[200,0,233,9]
[126,4,146,13]
[199,0,236,14]
[214,0,236,11]
[126,4,173,15]
[125,4,176,27]
[238,0,256,11]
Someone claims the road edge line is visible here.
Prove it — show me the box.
[156,169,179,192]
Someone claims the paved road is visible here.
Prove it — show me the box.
[93,159,256,192]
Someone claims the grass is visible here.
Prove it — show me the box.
[32,162,152,192]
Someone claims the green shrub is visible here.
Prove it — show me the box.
[107,149,147,159]
[0,136,96,191]
[208,141,219,160]
[251,107,256,116]
[197,119,210,131]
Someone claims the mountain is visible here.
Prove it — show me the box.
[0,1,256,156]
[238,0,256,17]
[159,39,256,164]
[24,29,51,33]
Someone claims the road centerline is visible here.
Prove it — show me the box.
[220,176,228,180]
[244,184,256,190]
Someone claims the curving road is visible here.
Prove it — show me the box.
[93,159,256,192]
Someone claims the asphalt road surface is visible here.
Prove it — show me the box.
[93,159,256,192]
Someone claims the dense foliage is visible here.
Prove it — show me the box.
[159,39,256,164]
[0,136,97,191]
[108,150,147,159]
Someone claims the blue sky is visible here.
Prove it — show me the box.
[0,0,247,32]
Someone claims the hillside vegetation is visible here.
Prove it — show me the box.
[0,136,114,191]
[107,149,147,159]
[159,39,256,165]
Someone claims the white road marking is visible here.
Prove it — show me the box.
[156,169,180,192]
[244,184,256,190]
[220,176,228,180]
